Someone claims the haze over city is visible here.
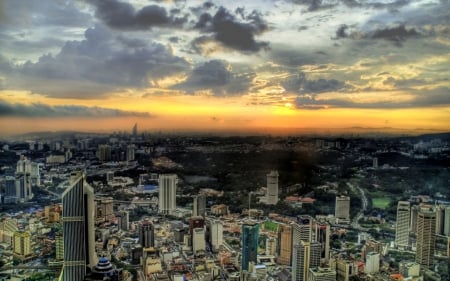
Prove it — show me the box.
[1,0,450,136]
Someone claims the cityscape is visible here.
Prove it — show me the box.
[1,0,450,281]
[0,125,449,281]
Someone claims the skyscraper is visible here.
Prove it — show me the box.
[209,219,223,252]
[365,252,380,274]
[15,155,32,202]
[241,221,259,271]
[139,219,155,248]
[192,228,206,255]
[266,170,279,205]
[395,201,410,248]
[61,172,97,281]
[313,221,330,261]
[444,206,450,237]
[277,223,293,265]
[158,174,177,214]
[415,206,436,269]
[335,196,350,222]
[294,216,313,244]
[132,123,138,138]
[193,194,206,217]
[292,241,321,281]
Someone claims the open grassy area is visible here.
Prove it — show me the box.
[372,197,391,209]
[264,221,279,232]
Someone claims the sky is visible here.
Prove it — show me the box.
[0,0,449,136]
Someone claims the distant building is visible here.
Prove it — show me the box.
[241,221,259,271]
[132,123,138,138]
[15,155,33,202]
[158,174,177,214]
[335,196,350,222]
[193,194,206,217]
[126,144,135,162]
[116,211,129,231]
[415,206,436,269]
[97,144,112,162]
[266,237,277,256]
[266,170,279,205]
[277,223,293,265]
[95,197,114,223]
[209,220,223,252]
[192,228,206,256]
[373,157,378,169]
[395,201,410,248]
[13,230,31,257]
[443,206,450,236]
[139,219,155,248]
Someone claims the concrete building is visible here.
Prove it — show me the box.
[158,174,177,214]
[193,194,206,217]
[444,206,450,237]
[294,216,313,244]
[336,259,354,281]
[209,220,223,252]
[335,196,350,223]
[309,267,336,281]
[116,211,129,231]
[266,170,279,205]
[139,219,155,248]
[266,237,277,256]
[313,221,330,261]
[364,252,380,274]
[61,172,98,281]
[15,156,33,202]
[395,201,410,248]
[192,228,206,256]
[415,206,436,269]
[126,144,135,162]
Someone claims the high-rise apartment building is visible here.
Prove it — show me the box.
[277,223,293,265]
[139,219,155,248]
[365,252,380,274]
[209,220,223,252]
[158,174,177,214]
[15,155,33,202]
[126,144,135,162]
[13,230,31,257]
[97,144,112,162]
[395,201,410,248]
[241,221,259,271]
[266,170,279,205]
[61,172,97,281]
[192,228,206,255]
[335,196,350,222]
[116,210,129,231]
[292,241,321,281]
[415,206,436,269]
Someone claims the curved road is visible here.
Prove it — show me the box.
[347,182,368,230]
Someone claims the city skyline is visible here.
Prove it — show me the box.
[1,0,450,136]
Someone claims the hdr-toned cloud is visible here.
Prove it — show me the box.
[1,25,190,99]
[86,0,188,30]
[173,60,255,96]
[282,72,350,94]
[0,100,151,117]
[192,6,269,53]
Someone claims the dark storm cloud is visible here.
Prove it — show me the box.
[282,73,349,94]
[173,60,255,96]
[192,6,269,53]
[87,0,187,30]
[4,25,190,98]
[0,100,151,117]
[288,0,410,11]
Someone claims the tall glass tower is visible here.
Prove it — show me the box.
[61,172,97,281]
[241,221,259,271]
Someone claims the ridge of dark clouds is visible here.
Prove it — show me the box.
[2,25,190,99]
[0,100,151,118]
[295,86,450,109]
[87,0,188,30]
[282,73,349,94]
[192,6,269,53]
[173,60,255,96]
[334,24,420,46]
[290,0,410,11]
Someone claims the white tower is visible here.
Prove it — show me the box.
[266,170,279,205]
[158,174,177,214]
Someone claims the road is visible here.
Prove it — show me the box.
[347,181,368,230]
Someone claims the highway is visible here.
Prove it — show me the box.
[347,181,368,230]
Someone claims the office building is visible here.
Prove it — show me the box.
[241,221,259,271]
[444,206,450,236]
[116,211,129,231]
[193,194,207,217]
[61,172,98,281]
[365,252,380,274]
[15,155,33,202]
[277,224,293,265]
[97,144,112,162]
[13,230,31,257]
[415,206,436,269]
[209,220,223,252]
[313,221,330,260]
[294,216,313,244]
[158,174,177,214]
[192,228,206,255]
[309,267,336,281]
[335,196,350,222]
[292,241,321,281]
[395,201,410,248]
[139,219,155,248]
[410,205,419,235]
[266,170,279,205]
[95,197,114,223]
[126,144,135,162]
[336,259,354,281]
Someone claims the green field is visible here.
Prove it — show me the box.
[372,197,391,209]
[264,221,279,232]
